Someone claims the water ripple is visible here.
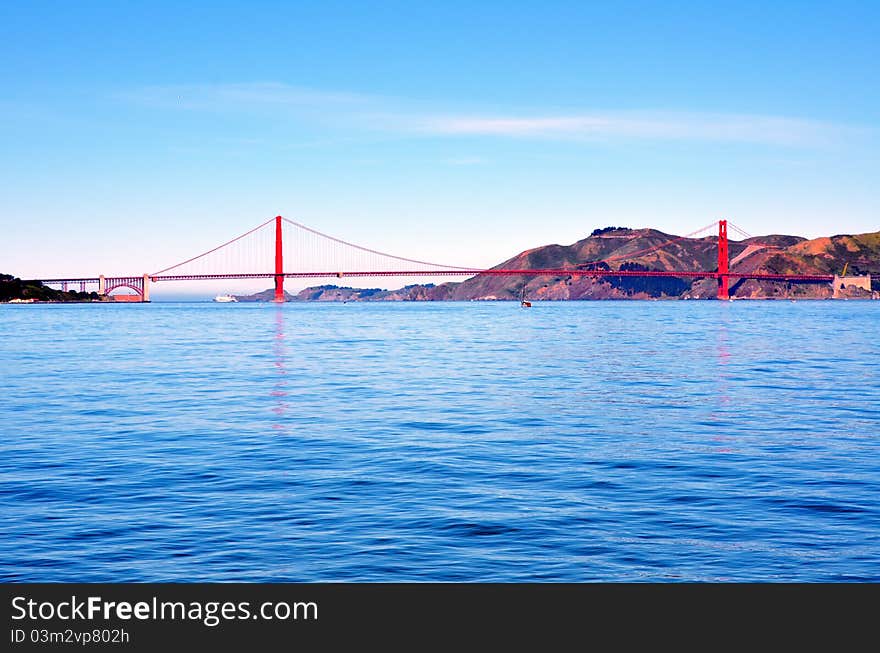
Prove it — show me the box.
[1,301,878,581]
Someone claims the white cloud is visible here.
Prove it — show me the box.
[416,112,852,146]
[119,82,862,147]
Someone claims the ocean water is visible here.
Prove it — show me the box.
[1,300,878,582]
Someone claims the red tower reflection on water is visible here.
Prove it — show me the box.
[711,318,734,454]
[270,306,290,431]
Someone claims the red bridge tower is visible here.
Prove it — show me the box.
[274,215,284,302]
[717,219,729,300]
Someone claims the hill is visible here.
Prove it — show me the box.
[235,283,452,302]
[236,228,880,301]
[443,228,879,300]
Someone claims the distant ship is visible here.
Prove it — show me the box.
[213,294,237,303]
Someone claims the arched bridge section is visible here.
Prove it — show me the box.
[40,275,151,302]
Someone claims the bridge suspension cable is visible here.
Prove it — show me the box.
[37,216,838,302]
[151,217,277,276]
[727,221,783,249]
[150,215,480,279]
[280,217,479,272]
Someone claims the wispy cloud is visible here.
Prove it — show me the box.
[415,112,853,146]
[118,82,862,147]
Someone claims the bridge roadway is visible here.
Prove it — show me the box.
[146,269,836,282]
[33,218,844,301]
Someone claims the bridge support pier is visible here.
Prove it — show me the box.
[832,274,871,298]
[717,219,729,300]
[98,275,106,296]
[142,274,151,302]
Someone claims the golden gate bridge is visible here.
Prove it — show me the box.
[36,217,836,302]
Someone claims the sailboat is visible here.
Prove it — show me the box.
[520,286,531,308]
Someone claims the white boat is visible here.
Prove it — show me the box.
[213,294,237,303]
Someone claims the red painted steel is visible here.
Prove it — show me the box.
[38,219,842,298]
[151,216,276,276]
[274,215,284,303]
[149,270,834,282]
[718,219,730,300]
[280,216,483,271]
[103,276,145,297]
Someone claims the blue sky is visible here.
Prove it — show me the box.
[1,1,878,294]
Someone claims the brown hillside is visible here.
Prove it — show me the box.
[448,228,878,301]
[238,228,880,301]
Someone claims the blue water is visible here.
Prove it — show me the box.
[1,301,878,582]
